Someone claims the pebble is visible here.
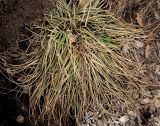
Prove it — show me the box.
[143,98,151,104]
[119,115,129,124]
[141,90,152,98]
[134,41,144,48]
[128,111,137,117]
[155,65,160,76]
[16,115,24,124]
[155,99,160,108]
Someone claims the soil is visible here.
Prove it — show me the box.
[0,72,28,126]
[0,0,53,125]
[0,0,53,53]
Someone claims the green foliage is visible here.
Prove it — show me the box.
[100,36,118,48]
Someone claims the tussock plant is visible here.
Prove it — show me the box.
[5,0,147,125]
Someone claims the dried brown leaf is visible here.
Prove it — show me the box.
[79,0,90,8]
[136,12,145,27]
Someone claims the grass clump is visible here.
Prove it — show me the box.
[6,0,146,125]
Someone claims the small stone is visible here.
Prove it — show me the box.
[128,111,137,117]
[16,115,24,124]
[155,100,160,108]
[134,41,144,48]
[155,65,160,76]
[154,117,160,126]
[142,98,151,104]
[119,116,129,124]
[141,90,152,98]
[154,11,160,20]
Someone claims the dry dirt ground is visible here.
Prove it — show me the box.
[0,0,160,126]
[0,0,52,125]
